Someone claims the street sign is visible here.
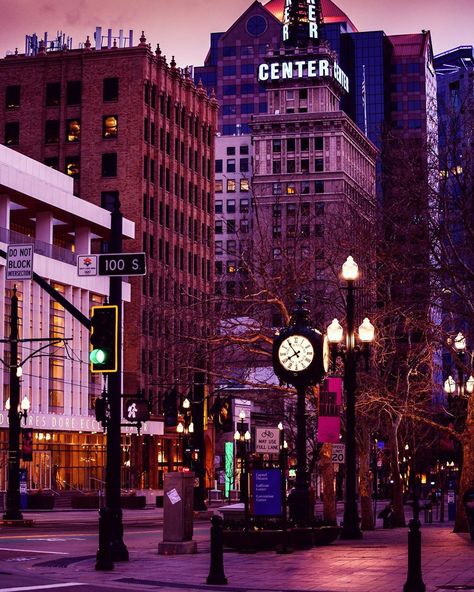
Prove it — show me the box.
[77,255,98,276]
[255,427,280,454]
[77,253,146,277]
[6,244,34,280]
[98,252,146,276]
[332,443,346,464]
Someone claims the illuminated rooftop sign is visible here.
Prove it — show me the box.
[283,0,319,44]
[258,58,349,93]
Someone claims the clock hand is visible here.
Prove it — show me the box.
[288,349,301,360]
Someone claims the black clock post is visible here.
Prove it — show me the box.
[272,299,326,526]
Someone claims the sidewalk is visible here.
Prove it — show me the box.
[21,513,474,592]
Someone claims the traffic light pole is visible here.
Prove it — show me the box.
[96,198,129,570]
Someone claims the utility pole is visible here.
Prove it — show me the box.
[3,286,22,521]
[96,197,129,570]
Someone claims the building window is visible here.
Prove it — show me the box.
[408,100,422,111]
[240,179,250,192]
[272,182,282,195]
[227,261,236,273]
[101,191,119,212]
[223,85,237,96]
[226,199,236,213]
[215,180,223,193]
[215,220,223,234]
[227,220,236,233]
[287,203,297,217]
[302,180,310,194]
[46,82,61,106]
[215,240,223,255]
[314,137,324,150]
[45,120,60,144]
[66,81,81,105]
[44,157,59,169]
[407,81,421,92]
[241,63,254,75]
[103,77,119,101]
[102,153,117,177]
[227,179,236,192]
[273,224,281,238]
[286,183,296,195]
[272,139,281,152]
[240,158,249,172]
[241,45,254,56]
[315,180,325,193]
[241,103,254,114]
[273,160,281,174]
[408,119,422,129]
[240,219,249,233]
[223,46,236,57]
[301,202,310,216]
[223,65,236,76]
[215,159,223,173]
[215,200,223,214]
[4,122,19,145]
[66,119,80,142]
[241,84,254,94]
[407,62,420,74]
[227,240,237,255]
[287,138,296,151]
[5,85,20,109]
[65,156,80,178]
[223,124,236,135]
[223,104,237,115]
[240,144,249,155]
[103,115,118,138]
[301,137,309,151]
[301,159,309,173]
[227,159,236,173]
[315,158,324,172]
[315,202,325,216]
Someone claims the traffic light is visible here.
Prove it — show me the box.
[89,305,118,373]
[163,389,178,427]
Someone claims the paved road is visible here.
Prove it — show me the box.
[0,508,472,592]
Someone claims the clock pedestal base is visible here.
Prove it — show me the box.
[288,486,312,525]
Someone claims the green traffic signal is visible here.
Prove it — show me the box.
[89,348,107,365]
[89,305,118,373]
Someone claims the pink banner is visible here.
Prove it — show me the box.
[318,377,342,443]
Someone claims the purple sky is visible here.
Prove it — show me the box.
[0,0,472,66]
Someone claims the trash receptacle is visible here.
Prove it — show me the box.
[158,471,197,554]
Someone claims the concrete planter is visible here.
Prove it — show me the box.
[26,494,55,510]
[222,525,340,551]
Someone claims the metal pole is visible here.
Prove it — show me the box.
[340,279,362,539]
[403,458,426,592]
[96,198,128,570]
[3,286,23,521]
[288,384,310,524]
[192,373,207,511]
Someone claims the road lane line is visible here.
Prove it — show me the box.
[0,584,85,591]
[0,547,68,555]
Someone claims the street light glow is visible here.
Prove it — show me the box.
[327,318,343,343]
[358,318,375,342]
[342,255,359,281]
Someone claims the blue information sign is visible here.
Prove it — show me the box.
[252,469,282,516]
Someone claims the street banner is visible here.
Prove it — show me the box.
[22,428,33,461]
[318,377,342,443]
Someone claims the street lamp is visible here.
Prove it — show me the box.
[234,410,251,533]
[5,394,30,424]
[327,256,374,540]
[444,332,474,398]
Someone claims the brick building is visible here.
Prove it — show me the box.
[0,31,218,490]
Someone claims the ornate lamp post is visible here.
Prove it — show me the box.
[234,410,251,533]
[326,256,374,540]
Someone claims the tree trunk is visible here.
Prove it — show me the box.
[320,443,337,525]
[387,414,406,527]
[359,430,375,530]
[454,399,474,533]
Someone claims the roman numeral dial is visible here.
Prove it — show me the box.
[278,334,314,372]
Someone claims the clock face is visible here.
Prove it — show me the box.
[278,335,314,372]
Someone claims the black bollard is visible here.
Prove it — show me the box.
[207,515,228,585]
[95,507,114,571]
[403,518,426,592]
